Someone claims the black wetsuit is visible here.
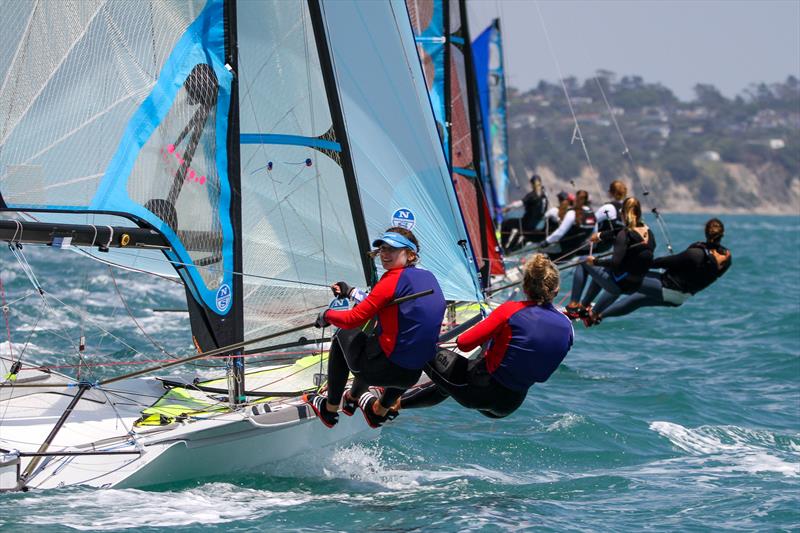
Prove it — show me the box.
[593,200,624,254]
[657,242,732,294]
[602,242,732,318]
[570,226,656,315]
[544,206,597,260]
[501,192,548,251]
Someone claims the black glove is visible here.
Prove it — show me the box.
[314,310,330,328]
[331,281,353,299]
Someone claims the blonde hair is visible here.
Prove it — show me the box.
[622,197,643,230]
[609,180,627,201]
[522,253,560,304]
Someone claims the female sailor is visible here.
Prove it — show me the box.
[398,254,573,418]
[539,190,596,259]
[595,180,627,234]
[500,174,548,251]
[305,227,446,428]
[601,218,731,318]
[565,197,655,326]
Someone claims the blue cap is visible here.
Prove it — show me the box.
[371,232,418,253]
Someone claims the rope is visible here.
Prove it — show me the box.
[108,267,174,359]
[533,0,595,182]
[592,76,674,252]
[0,274,13,358]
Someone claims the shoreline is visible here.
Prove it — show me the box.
[656,207,800,216]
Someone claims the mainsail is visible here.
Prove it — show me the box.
[0,0,483,491]
[472,19,511,219]
[406,0,504,284]
[0,0,376,387]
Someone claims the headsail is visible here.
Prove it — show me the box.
[236,0,369,349]
[473,19,511,219]
[320,0,482,303]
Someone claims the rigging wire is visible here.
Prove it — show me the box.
[592,77,674,252]
[532,0,596,185]
[108,267,175,359]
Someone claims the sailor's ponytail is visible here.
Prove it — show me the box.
[522,254,560,304]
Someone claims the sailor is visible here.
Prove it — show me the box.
[500,174,548,251]
[538,190,596,257]
[600,218,731,318]
[543,191,572,231]
[595,180,627,234]
[565,197,655,325]
[398,254,572,418]
[305,227,446,428]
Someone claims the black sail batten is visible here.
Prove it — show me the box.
[459,0,493,288]
[308,0,376,286]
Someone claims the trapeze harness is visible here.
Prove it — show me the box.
[323,265,446,410]
[404,301,573,418]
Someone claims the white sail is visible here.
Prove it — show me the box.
[320,0,482,303]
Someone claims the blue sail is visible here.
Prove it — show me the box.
[0,0,235,320]
[407,0,448,156]
[473,19,510,215]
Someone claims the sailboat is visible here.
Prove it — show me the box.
[0,0,479,491]
[406,0,505,293]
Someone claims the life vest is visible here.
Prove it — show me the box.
[563,206,596,243]
[597,200,624,233]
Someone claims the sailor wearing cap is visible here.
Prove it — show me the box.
[305,227,446,429]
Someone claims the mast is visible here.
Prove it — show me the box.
[443,0,453,171]
[459,0,496,286]
[308,0,375,285]
[223,0,245,404]
[495,18,512,205]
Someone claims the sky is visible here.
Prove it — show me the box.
[467,0,800,101]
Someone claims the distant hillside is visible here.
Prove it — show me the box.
[506,74,800,214]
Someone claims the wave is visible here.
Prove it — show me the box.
[650,421,800,477]
[14,483,315,530]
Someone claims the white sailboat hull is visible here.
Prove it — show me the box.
[0,368,375,491]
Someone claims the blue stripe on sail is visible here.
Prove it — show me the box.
[240,134,341,152]
[450,36,465,45]
[454,167,478,178]
[90,0,234,315]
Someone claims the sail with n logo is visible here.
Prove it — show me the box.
[0,0,477,490]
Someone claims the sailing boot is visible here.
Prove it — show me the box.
[341,387,358,416]
[357,392,398,429]
[563,303,583,320]
[304,393,339,428]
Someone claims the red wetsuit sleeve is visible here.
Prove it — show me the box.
[324,270,399,329]
[456,302,521,352]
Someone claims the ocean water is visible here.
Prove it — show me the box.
[0,213,798,531]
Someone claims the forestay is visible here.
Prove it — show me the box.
[320,0,481,303]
